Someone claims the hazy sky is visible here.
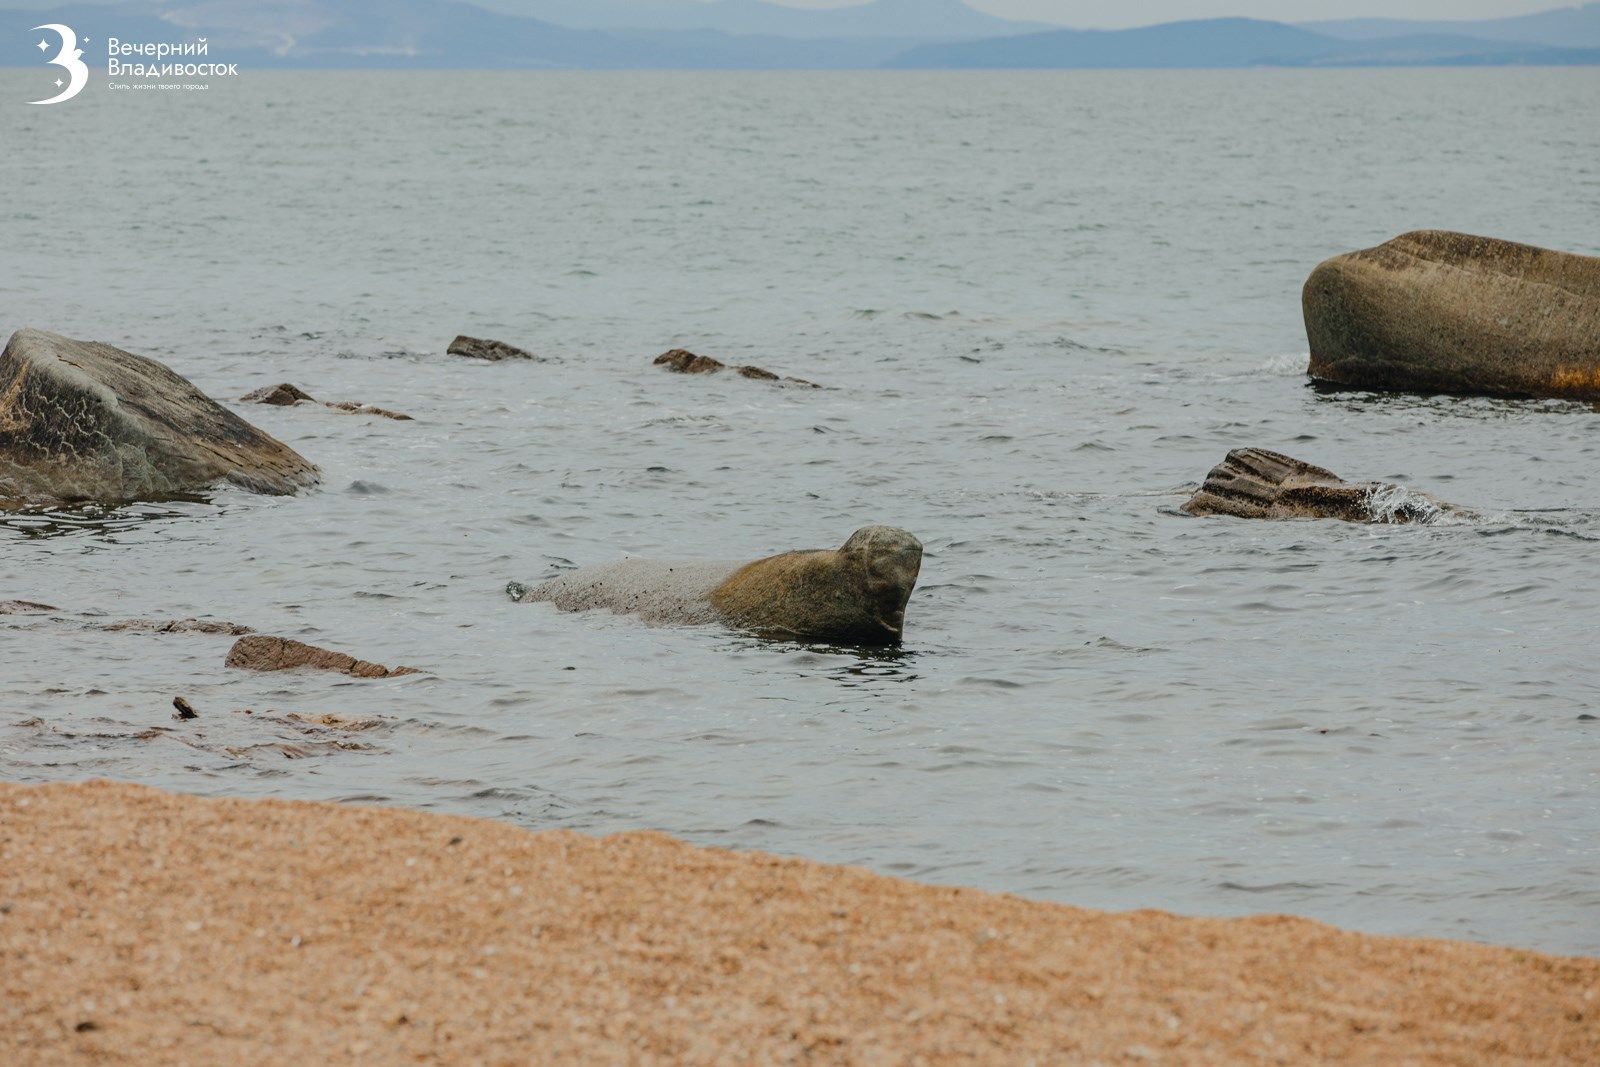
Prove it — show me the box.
[731,1,1569,27]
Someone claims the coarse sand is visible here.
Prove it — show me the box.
[1,780,1595,1065]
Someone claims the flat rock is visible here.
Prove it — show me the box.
[104,618,255,636]
[653,349,819,388]
[1305,231,1600,399]
[513,525,922,645]
[1183,448,1460,523]
[0,600,56,614]
[224,635,420,679]
[448,336,538,362]
[0,329,319,507]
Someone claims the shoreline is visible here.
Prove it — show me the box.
[2,780,1594,1064]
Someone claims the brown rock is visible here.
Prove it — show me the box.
[655,348,727,374]
[448,336,538,362]
[1305,231,1600,399]
[224,635,420,679]
[654,349,819,388]
[326,401,413,421]
[240,382,316,406]
[1183,448,1460,523]
[2,780,1596,1066]
[172,697,199,720]
[0,600,55,614]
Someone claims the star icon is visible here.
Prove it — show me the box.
[55,79,63,88]
[37,39,49,51]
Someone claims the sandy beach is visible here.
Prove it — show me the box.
[1,780,1594,1065]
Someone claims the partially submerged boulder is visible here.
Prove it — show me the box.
[225,636,420,678]
[0,600,55,614]
[1304,231,1600,399]
[1183,449,1462,524]
[105,618,254,636]
[448,336,538,362]
[240,383,412,421]
[510,526,923,646]
[240,382,315,406]
[0,329,319,507]
[653,349,819,388]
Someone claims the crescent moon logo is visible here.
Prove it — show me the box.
[30,24,89,105]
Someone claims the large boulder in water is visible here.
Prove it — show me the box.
[509,526,923,646]
[1183,448,1463,524]
[1304,231,1600,399]
[0,328,318,507]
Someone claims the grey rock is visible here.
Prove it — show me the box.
[0,328,319,507]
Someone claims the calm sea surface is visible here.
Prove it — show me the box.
[2,69,1598,954]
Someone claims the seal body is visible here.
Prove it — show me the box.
[513,526,923,646]
[1304,231,1600,399]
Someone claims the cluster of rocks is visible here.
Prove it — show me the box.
[653,348,820,388]
[1186,229,1597,524]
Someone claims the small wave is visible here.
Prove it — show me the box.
[1257,353,1308,376]
[1365,484,1452,525]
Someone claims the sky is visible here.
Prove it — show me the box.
[664,0,1571,28]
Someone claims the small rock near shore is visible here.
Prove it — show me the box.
[224,635,420,679]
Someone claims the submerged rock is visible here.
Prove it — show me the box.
[1183,449,1462,524]
[511,525,923,645]
[240,382,316,406]
[0,329,319,507]
[448,336,539,362]
[0,600,56,614]
[224,636,420,679]
[240,382,412,421]
[653,349,819,388]
[104,618,255,636]
[1304,231,1600,399]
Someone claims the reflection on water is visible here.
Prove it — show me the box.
[3,69,1599,956]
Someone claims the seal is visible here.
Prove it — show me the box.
[510,526,923,646]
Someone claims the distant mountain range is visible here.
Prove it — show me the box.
[888,15,1600,69]
[476,0,1053,40]
[3,1,1598,70]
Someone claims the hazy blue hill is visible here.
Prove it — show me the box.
[884,16,1600,70]
[482,0,1053,40]
[1305,3,1600,48]
[0,0,908,69]
[885,19,1345,70]
[5,0,1598,71]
